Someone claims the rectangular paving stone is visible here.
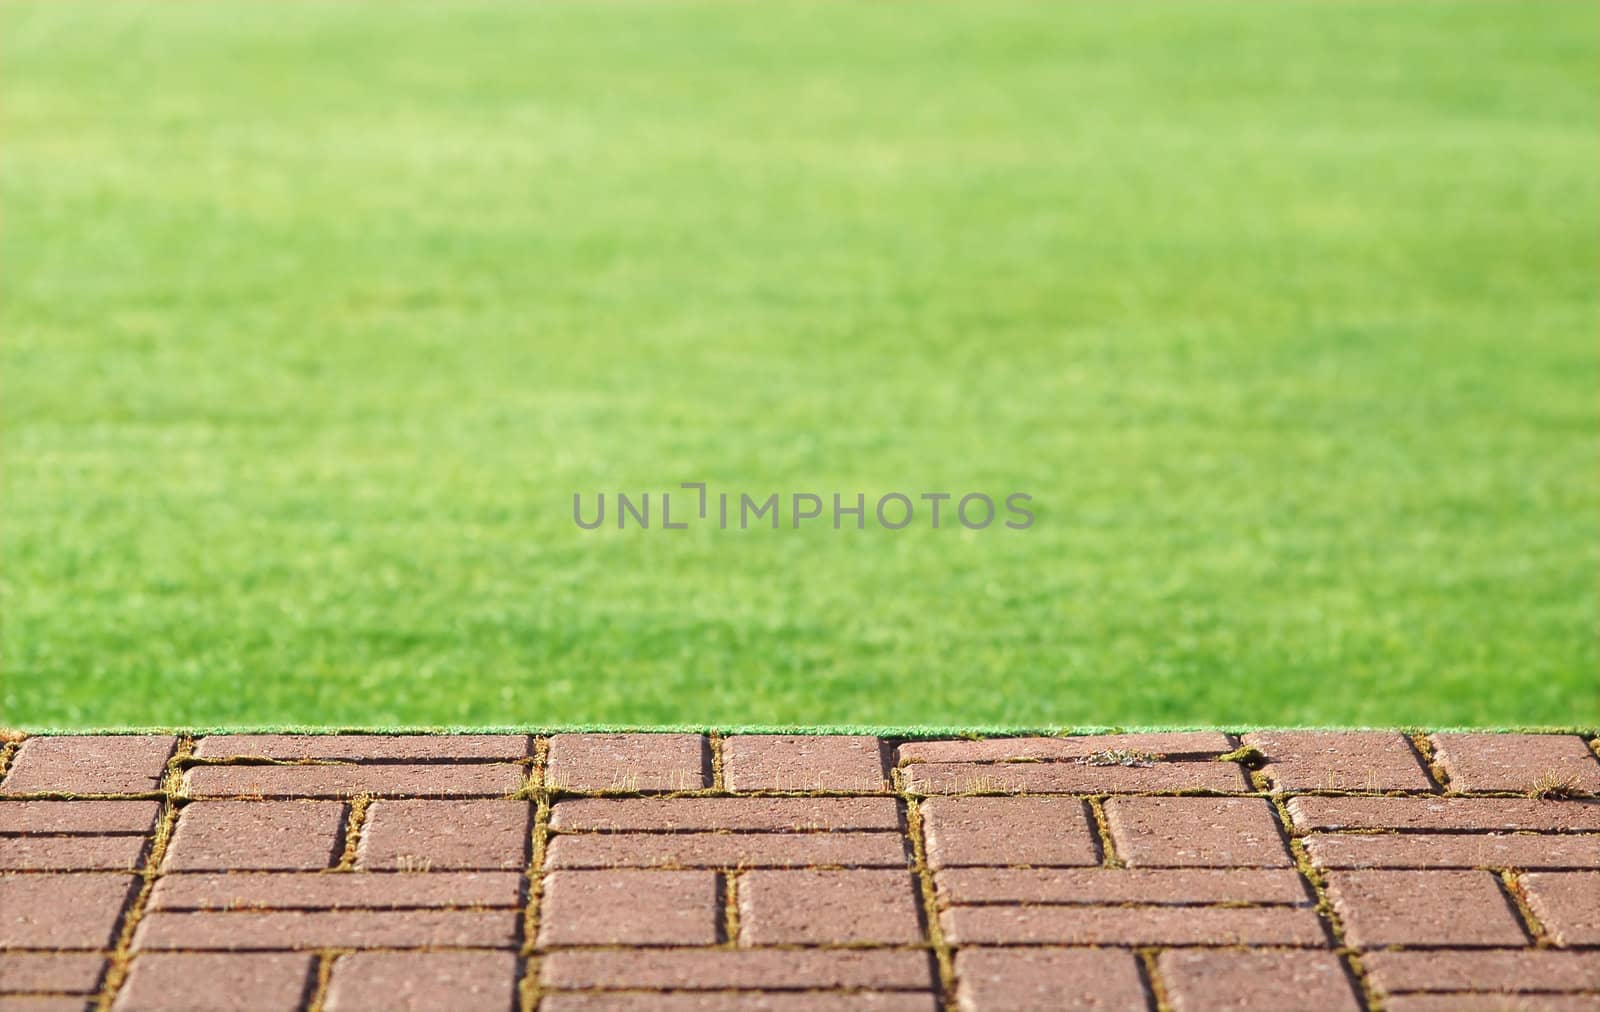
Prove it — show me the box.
[195,734,532,761]
[1362,948,1600,994]
[940,904,1326,945]
[148,871,523,911]
[0,997,94,1011]
[538,870,718,946]
[550,797,899,833]
[737,870,923,945]
[185,763,524,799]
[133,909,517,950]
[0,834,148,871]
[953,947,1147,1012]
[934,866,1311,905]
[1242,730,1432,791]
[546,734,710,793]
[541,994,939,1012]
[545,831,908,869]
[1305,832,1600,870]
[0,874,137,948]
[1325,869,1528,947]
[1522,871,1600,946]
[112,952,315,1012]
[356,799,530,870]
[323,951,517,1012]
[722,735,890,792]
[1,737,175,796]
[1290,795,1600,832]
[0,801,161,835]
[919,797,1098,868]
[1383,996,1600,1012]
[899,732,1232,764]
[162,801,344,871]
[1105,796,1293,867]
[903,759,1249,795]
[540,949,935,991]
[0,953,105,994]
[1432,733,1600,794]
[1159,949,1361,1012]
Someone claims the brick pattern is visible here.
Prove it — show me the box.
[0,730,1595,1010]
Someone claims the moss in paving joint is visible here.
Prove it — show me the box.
[1084,796,1124,868]
[96,736,192,1012]
[1498,869,1552,947]
[334,794,374,871]
[517,788,552,1012]
[708,732,727,791]
[718,871,742,946]
[1135,947,1172,1012]
[1407,732,1451,793]
[896,771,956,1012]
[304,950,342,1012]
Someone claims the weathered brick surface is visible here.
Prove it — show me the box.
[737,870,923,945]
[537,870,719,946]
[1522,871,1600,946]
[1383,996,1600,1012]
[540,949,935,990]
[162,800,344,871]
[1325,869,1528,947]
[0,874,137,948]
[940,904,1326,945]
[10,731,1600,1009]
[195,734,532,761]
[133,910,517,950]
[934,866,1310,905]
[185,762,523,798]
[0,953,105,994]
[1432,733,1600,793]
[357,799,530,870]
[1361,948,1600,994]
[903,758,1249,794]
[1104,796,1293,867]
[546,734,710,792]
[112,952,315,1012]
[1305,832,1600,869]
[148,870,522,911]
[952,947,1147,1011]
[899,732,1231,764]
[1289,795,1600,831]
[919,797,1097,868]
[1243,730,1432,791]
[545,830,907,869]
[0,835,147,871]
[1,737,175,796]
[324,951,518,1012]
[550,796,899,832]
[0,800,161,834]
[541,995,939,1012]
[1159,948,1361,1011]
[0,997,95,1011]
[723,735,890,792]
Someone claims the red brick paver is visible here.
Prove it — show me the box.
[1158,948,1362,1011]
[1,737,175,796]
[357,799,530,870]
[3,729,1597,1010]
[723,734,890,792]
[324,951,518,1012]
[952,947,1148,1011]
[1325,869,1529,947]
[1243,730,1433,791]
[1432,733,1600,793]
[113,952,315,1011]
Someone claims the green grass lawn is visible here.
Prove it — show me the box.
[4,0,1596,728]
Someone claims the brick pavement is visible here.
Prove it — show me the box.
[0,730,1596,1010]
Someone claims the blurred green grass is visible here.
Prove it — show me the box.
[3,0,1596,727]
